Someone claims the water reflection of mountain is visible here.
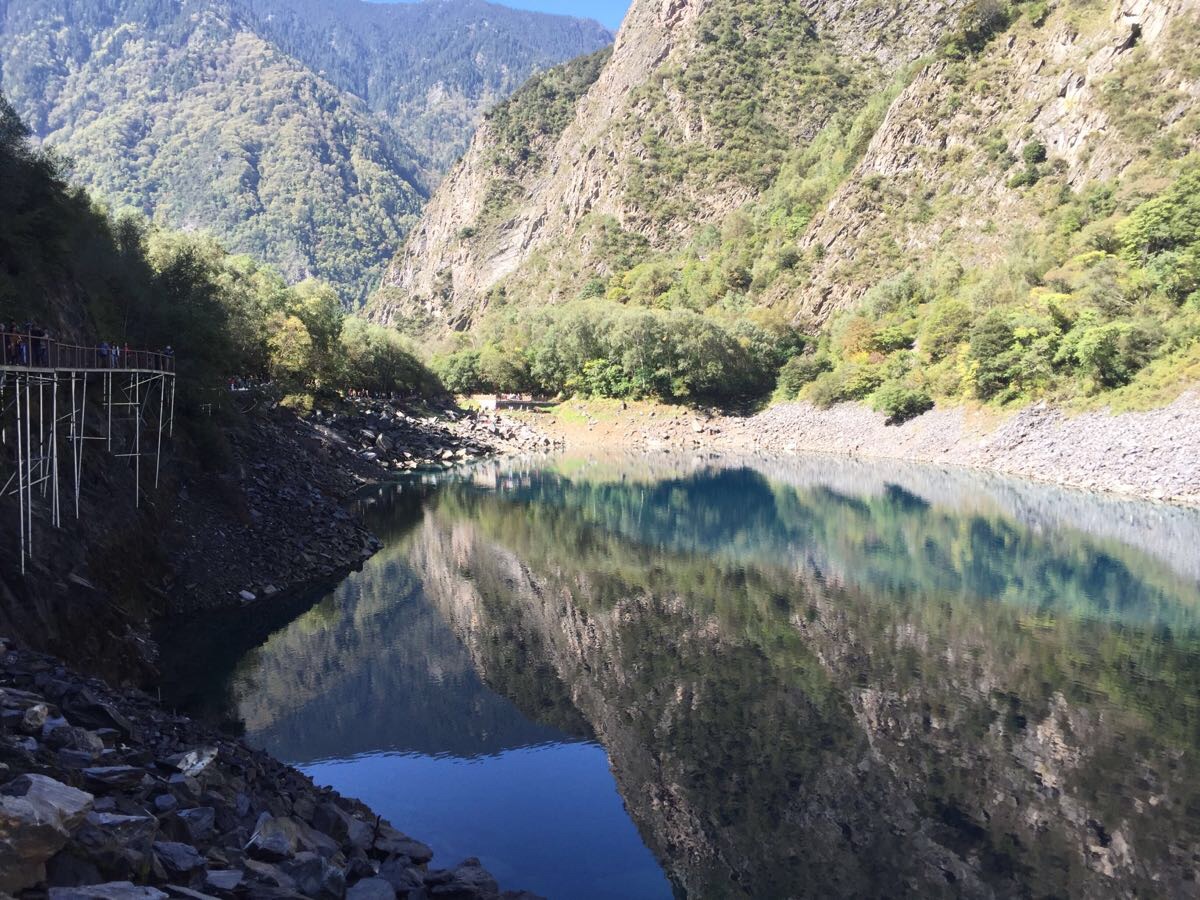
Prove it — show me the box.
[406,470,1200,898]
[472,459,1200,632]
[228,547,591,764]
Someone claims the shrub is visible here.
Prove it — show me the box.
[969,311,1016,400]
[433,349,482,395]
[1056,315,1163,389]
[807,362,885,408]
[871,382,935,424]
[920,298,973,361]
[1022,140,1048,166]
[777,352,832,398]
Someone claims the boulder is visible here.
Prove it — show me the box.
[425,858,499,898]
[312,802,372,851]
[346,878,396,900]
[247,814,339,862]
[203,869,244,893]
[377,857,423,893]
[49,882,168,899]
[151,841,204,878]
[280,850,346,899]
[74,811,158,879]
[0,774,95,891]
[372,824,432,864]
[177,807,217,842]
[83,766,147,791]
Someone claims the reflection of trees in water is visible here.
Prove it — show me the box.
[408,477,1200,898]
[481,465,1200,632]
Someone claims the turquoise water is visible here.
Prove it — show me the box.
[166,454,1200,898]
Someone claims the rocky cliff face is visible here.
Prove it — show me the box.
[368,0,971,332]
[791,0,1200,322]
[367,0,1200,335]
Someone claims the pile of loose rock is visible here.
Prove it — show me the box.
[310,400,560,474]
[0,640,533,899]
[165,409,385,614]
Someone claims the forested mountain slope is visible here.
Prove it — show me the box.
[369,0,1200,415]
[235,0,613,171]
[0,0,611,302]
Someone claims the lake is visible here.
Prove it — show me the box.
[162,453,1200,898]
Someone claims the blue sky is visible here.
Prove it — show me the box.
[380,1,632,30]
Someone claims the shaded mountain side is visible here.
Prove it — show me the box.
[0,97,383,684]
[403,484,1200,897]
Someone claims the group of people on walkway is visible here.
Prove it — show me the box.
[0,322,174,370]
[1,322,52,367]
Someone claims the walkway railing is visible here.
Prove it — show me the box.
[0,334,175,373]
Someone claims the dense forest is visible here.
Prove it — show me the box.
[0,92,437,399]
[235,0,612,171]
[0,0,610,303]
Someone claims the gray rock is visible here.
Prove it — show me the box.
[168,747,219,778]
[49,882,168,899]
[427,859,498,898]
[75,811,159,878]
[377,857,424,892]
[346,878,396,900]
[247,814,339,862]
[0,773,95,891]
[162,887,222,900]
[312,802,372,851]
[203,869,244,892]
[373,824,432,864]
[242,857,297,890]
[178,806,216,842]
[154,793,179,814]
[281,850,347,899]
[46,725,106,756]
[83,766,147,790]
[152,840,204,877]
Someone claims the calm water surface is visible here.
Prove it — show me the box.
[163,454,1200,898]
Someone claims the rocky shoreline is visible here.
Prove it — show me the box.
[539,392,1200,506]
[0,639,530,899]
[0,396,559,899]
[166,398,554,614]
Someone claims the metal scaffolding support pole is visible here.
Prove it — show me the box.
[106,371,113,452]
[37,379,45,496]
[24,378,32,559]
[155,374,165,489]
[168,375,176,437]
[133,372,140,507]
[15,376,25,575]
[51,373,59,527]
[76,373,87,520]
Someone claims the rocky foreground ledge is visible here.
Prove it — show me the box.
[0,640,534,900]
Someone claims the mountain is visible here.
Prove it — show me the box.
[0,0,612,303]
[367,0,1200,413]
[233,0,614,171]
